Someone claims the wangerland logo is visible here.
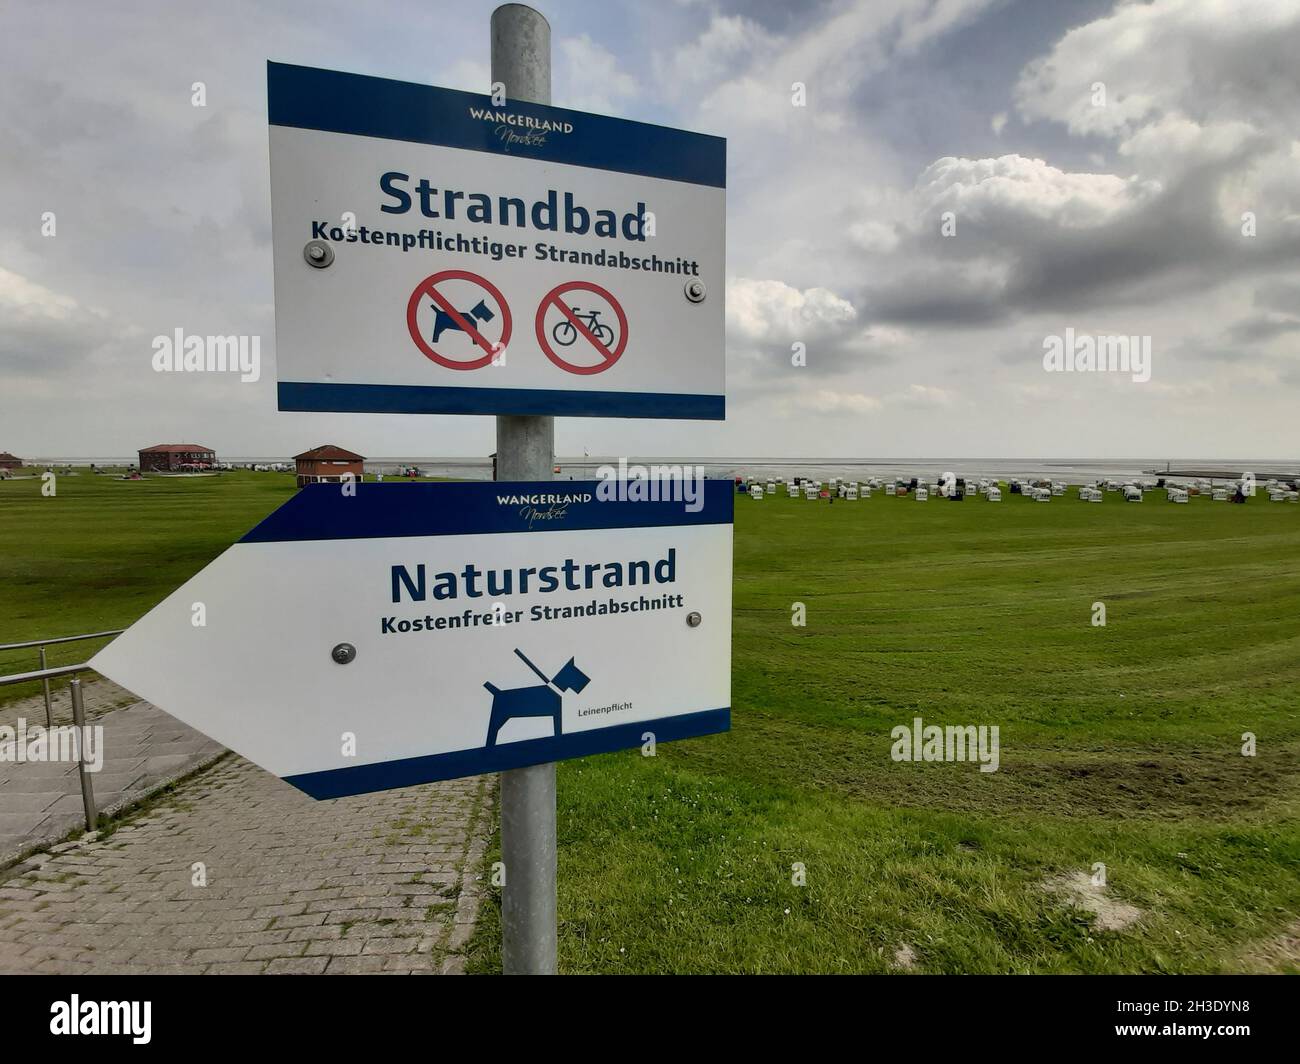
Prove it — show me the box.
[469,105,574,148]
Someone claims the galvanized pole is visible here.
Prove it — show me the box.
[69,678,97,831]
[39,645,53,728]
[490,2,558,975]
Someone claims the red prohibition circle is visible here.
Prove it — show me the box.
[406,270,512,371]
[535,281,629,375]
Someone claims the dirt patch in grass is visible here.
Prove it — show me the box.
[1236,920,1300,974]
[1042,871,1143,932]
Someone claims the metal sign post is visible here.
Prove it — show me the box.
[491,3,557,977]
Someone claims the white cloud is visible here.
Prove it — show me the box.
[1014,0,1300,142]
[0,267,111,375]
[655,14,773,94]
[848,217,901,254]
[441,59,490,94]
[914,154,1158,229]
[787,388,882,415]
[727,277,858,344]
[677,0,1002,132]
[558,34,638,114]
[893,383,956,407]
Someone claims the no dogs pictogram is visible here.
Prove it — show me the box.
[535,281,628,375]
[407,270,512,371]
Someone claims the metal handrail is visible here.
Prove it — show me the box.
[0,629,123,652]
[0,631,123,836]
[0,672,100,831]
[0,628,122,729]
[0,663,92,687]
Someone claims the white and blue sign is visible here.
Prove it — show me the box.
[268,62,726,420]
[90,481,733,799]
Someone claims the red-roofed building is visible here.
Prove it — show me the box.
[294,445,365,488]
[138,443,216,471]
[0,452,22,470]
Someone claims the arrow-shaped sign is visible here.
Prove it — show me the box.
[91,481,732,799]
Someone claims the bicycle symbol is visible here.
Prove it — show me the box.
[551,307,615,348]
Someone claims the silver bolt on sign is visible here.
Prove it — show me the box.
[304,240,335,268]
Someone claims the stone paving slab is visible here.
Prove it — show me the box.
[1,691,225,866]
[0,677,138,731]
[0,755,493,974]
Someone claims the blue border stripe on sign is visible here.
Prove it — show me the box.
[284,708,729,799]
[278,381,725,420]
[267,62,726,189]
[239,480,734,543]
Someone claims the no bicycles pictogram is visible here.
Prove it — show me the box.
[535,281,629,375]
[407,270,512,371]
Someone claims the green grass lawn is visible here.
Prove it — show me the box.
[2,471,1297,971]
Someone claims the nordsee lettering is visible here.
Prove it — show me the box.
[391,550,677,602]
[378,174,647,241]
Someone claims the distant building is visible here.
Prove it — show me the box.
[0,452,22,470]
[138,444,216,472]
[294,445,365,488]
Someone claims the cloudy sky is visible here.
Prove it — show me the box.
[3,0,1298,460]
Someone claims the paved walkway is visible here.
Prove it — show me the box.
[1,682,224,865]
[0,676,138,730]
[0,755,493,974]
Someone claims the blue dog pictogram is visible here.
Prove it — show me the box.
[483,648,591,747]
[432,298,496,344]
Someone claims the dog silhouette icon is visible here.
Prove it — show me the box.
[484,649,591,747]
[432,298,496,344]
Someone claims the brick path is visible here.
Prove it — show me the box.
[0,682,224,865]
[0,755,494,974]
[0,676,137,730]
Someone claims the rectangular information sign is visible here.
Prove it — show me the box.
[268,62,726,419]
